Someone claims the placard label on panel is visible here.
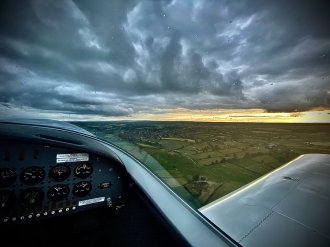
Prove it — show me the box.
[78,197,105,206]
[56,153,89,163]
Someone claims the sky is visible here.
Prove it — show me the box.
[0,0,330,122]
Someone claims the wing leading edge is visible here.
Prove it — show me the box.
[200,154,330,246]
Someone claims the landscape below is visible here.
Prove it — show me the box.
[72,121,330,207]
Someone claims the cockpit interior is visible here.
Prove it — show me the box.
[1,120,240,247]
[0,120,192,247]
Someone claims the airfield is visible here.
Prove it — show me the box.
[73,121,330,207]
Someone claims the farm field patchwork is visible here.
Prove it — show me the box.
[72,121,330,207]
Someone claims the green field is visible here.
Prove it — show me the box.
[268,161,285,169]
[72,121,330,207]
[246,164,274,175]
[159,139,192,150]
[191,151,223,159]
[246,146,269,154]
[251,155,279,164]
[220,148,243,154]
[199,157,224,165]
[230,158,260,167]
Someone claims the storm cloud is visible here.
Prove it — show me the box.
[0,0,329,118]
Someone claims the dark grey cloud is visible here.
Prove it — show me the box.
[0,0,329,118]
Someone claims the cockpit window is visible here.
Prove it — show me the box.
[1,0,330,207]
[72,121,330,208]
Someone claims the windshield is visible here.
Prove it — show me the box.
[1,0,330,209]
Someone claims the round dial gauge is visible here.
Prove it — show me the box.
[49,165,71,182]
[74,163,93,179]
[0,168,17,188]
[47,184,70,202]
[72,181,92,198]
[0,190,16,210]
[20,166,45,186]
[19,188,44,207]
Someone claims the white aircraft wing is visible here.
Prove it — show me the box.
[200,154,330,247]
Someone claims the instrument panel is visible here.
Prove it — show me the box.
[0,139,124,225]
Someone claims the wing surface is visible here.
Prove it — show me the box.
[200,154,330,246]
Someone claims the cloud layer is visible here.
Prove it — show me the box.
[1,0,329,119]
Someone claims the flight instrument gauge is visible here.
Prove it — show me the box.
[72,181,92,198]
[20,166,45,186]
[0,190,16,210]
[0,168,17,188]
[19,188,44,207]
[49,165,71,182]
[47,184,70,202]
[74,163,93,179]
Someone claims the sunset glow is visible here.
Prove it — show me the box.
[131,109,330,123]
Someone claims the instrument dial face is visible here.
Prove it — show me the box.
[0,168,17,188]
[19,188,44,207]
[72,181,92,198]
[47,184,70,202]
[49,165,71,182]
[0,190,16,210]
[20,166,45,186]
[74,163,93,179]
